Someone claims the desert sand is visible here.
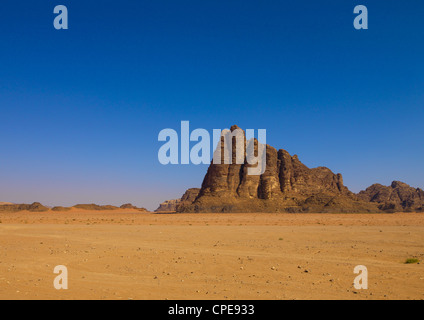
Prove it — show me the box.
[0,209,423,300]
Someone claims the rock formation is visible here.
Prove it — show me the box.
[155,199,181,212]
[155,188,201,213]
[120,203,137,209]
[358,181,424,212]
[51,206,72,212]
[176,125,396,213]
[72,204,119,210]
[0,202,49,212]
[1,202,149,213]
[180,188,201,203]
[120,203,148,211]
[175,188,201,211]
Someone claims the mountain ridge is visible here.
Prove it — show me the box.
[176,125,423,213]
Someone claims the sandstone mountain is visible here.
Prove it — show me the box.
[156,189,201,213]
[358,181,424,212]
[120,203,148,211]
[155,199,180,212]
[1,202,149,213]
[0,202,49,212]
[51,206,72,212]
[176,188,200,212]
[72,204,119,210]
[175,125,421,213]
[120,203,138,209]
[71,203,148,211]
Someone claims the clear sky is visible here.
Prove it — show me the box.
[1,1,423,210]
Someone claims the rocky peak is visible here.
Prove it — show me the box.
[230,124,242,132]
[177,125,379,213]
[358,181,424,212]
[155,199,180,212]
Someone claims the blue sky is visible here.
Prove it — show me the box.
[0,1,423,210]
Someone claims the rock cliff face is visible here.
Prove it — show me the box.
[180,188,201,203]
[155,199,181,212]
[358,181,424,212]
[174,188,201,212]
[177,125,380,213]
[156,189,201,213]
[156,189,201,212]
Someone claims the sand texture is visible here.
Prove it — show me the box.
[0,210,423,300]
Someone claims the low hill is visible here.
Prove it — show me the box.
[0,202,49,212]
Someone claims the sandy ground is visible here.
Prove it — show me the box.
[0,210,423,300]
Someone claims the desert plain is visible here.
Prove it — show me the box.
[0,209,423,300]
